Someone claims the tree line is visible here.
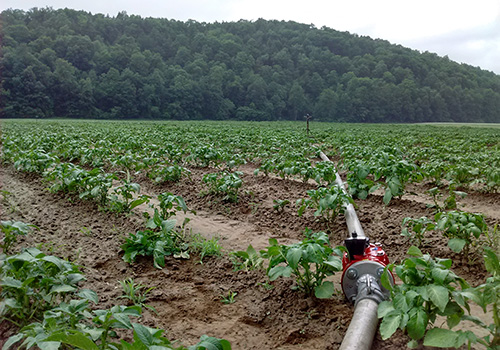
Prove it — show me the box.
[1,7,499,122]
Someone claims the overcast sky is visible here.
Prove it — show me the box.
[3,0,500,74]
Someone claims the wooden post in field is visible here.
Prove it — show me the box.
[305,113,312,137]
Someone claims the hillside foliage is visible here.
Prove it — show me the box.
[1,7,500,122]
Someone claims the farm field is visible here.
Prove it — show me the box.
[0,120,499,350]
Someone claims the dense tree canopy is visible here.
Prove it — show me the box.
[1,7,499,122]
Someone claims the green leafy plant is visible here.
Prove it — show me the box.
[157,192,190,220]
[378,246,473,348]
[484,167,500,193]
[121,220,189,269]
[0,220,37,254]
[202,171,243,202]
[144,193,192,233]
[6,300,230,350]
[79,170,117,206]
[296,185,353,221]
[118,278,156,312]
[187,145,223,168]
[261,230,343,299]
[436,210,487,258]
[13,150,56,174]
[187,234,223,264]
[230,245,263,271]
[314,161,338,186]
[220,290,237,304]
[272,199,290,212]
[401,216,436,247]
[461,246,500,348]
[149,163,191,183]
[346,161,379,200]
[427,183,467,212]
[109,171,150,213]
[0,248,84,326]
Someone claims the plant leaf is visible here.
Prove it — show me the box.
[78,289,99,304]
[133,323,154,346]
[407,246,423,257]
[383,188,392,205]
[314,281,334,299]
[407,308,428,340]
[286,248,302,270]
[268,266,292,281]
[379,314,401,340]
[423,328,460,348]
[427,285,449,313]
[46,332,99,350]
[2,334,25,350]
[447,238,466,253]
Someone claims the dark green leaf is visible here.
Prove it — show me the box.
[268,266,293,281]
[314,281,334,299]
[407,308,428,340]
[447,238,466,253]
[379,314,401,340]
[427,285,449,312]
[423,328,459,348]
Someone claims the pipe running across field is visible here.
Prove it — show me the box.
[318,151,365,238]
[339,298,380,350]
[318,150,383,350]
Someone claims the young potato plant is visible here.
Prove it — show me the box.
[79,170,117,206]
[373,153,422,205]
[401,216,436,248]
[484,167,500,193]
[118,278,156,313]
[401,211,488,262]
[144,192,192,230]
[346,161,379,200]
[121,219,189,269]
[297,185,353,222]
[148,163,191,184]
[187,145,224,168]
[0,247,85,326]
[427,183,467,212]
[202,171,243,203]
[447,164,480,188]
[109,172,150,213]
[230,244,263,271]
[436,210,487,258]
[43,162,87,194]
[261,230,343,299]
[13,150,57,174]
[0,220,37,254]
[462,246,499,348]
[314,161,338,186]
[6,293,231,350]
[378,246,474,349]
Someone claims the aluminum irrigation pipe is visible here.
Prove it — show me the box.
[338,298,380,350]
[318,151,365,238]
[319,150,385,350]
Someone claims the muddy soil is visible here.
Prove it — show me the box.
[1,163,498,349]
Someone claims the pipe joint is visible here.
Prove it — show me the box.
[354,274,386,307]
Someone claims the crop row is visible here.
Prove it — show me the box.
[2,121,498,203]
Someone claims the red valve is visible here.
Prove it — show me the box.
[342,243,390,272]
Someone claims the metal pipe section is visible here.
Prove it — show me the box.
[319,150,385,350]
[339,298,380,350]
[318,151,365,238]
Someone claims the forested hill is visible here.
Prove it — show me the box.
[1,8,500,122]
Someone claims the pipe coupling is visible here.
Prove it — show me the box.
[354,274,386,306]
